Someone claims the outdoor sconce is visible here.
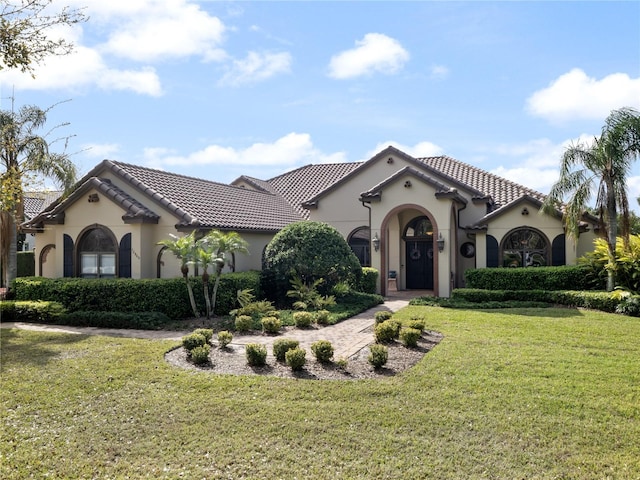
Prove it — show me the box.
[522,207,529,215]
[372,233,380,252]
[404,180,412,188]
[437,233,445,252]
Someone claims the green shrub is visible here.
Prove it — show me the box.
[311,340,334,363]
[272,338,300,362]
[464,265,594,291]
[193,328,213,343]
[285,347,306,371]
[315,309,331,325]
[59,311,171,329]
[616,295,640,317]
[374,310,393,324]
[400,328,421,348]
[293,311,314,328]
[245,343,267,366]
[190,344,211,365]
[17,251,35,277]
[375,320,400,343]
[580,235,640,293]
[261,316,282,334]
[407,317,425,331]
[368,344,388,369]
[182,333,207,351]
[335,357,348,370]
[355,267,378,294]
[235,315,254,332]
[217,330,233,348]
[0,300,66,323]
[232,300,276,319]
[261,221,362,304]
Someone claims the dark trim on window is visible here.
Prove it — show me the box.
[119,233,132,278]
[551,234,566,266]
[63,234,74,277]
[486,235,499,268]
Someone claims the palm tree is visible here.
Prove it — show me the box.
[194,247,214,318]
[198,230,249,316]
[542,107,640,291]
[157,231,200,318]
[0,104,76,289]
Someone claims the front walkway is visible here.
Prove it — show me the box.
[1,292,425,358]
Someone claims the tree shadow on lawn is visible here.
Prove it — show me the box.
[477,306,585,318]
[0,328,88,367]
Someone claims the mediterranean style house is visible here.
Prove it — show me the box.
[23,146,599,297]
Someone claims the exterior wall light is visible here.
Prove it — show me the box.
[372,233,380,252]
[437,233,445,252]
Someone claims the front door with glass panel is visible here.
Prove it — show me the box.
[404,216,434,289]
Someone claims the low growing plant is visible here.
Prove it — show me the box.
[374,320,400,343]
[374,310,393,324]
[368,344,388,369]
[315,309,331,325]
[272,338,300,362]
[293,311,314,328]
[400,327,421,348]
[217,330,233,348]
[245,343,267,366]
[407,317,425,332]
[311,340,334,363]
[190,344,211,365]
[285,347,306,371]
[235,315,254,332]
[261,316,282,334]
[182,332,207,351]
[193,328,213,343]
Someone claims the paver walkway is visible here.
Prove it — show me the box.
[1,296,415,359]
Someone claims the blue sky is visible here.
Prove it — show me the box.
[1,1,639,210]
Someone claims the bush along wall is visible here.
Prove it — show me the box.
[464,265,596,291]
[17,251,35,277]
[12,270,262,320]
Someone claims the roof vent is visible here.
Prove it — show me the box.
[387,157,394,164]
[88,193,99,203]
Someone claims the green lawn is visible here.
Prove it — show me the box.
[2,306,639,479]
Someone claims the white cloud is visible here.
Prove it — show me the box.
[144,133,346,169]
[526,69,640,122]
[217,51,292,87]
[328,33,409,79]
[100,1,226,62]
[83,143,120,158]
[0,44,163,96]
[430,65,450,81]
[369,140,444,159]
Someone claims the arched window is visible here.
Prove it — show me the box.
[348,226,371,267]
[404,216,433,238]
[501,227,548,267]
[77,226,117,278]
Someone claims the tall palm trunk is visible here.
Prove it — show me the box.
[0,211,17,288]
[181,265,199,318]
[605,177,618,292]
[210,261,224,317]
[202,270,212,318]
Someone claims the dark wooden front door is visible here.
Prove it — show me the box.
[406,239,434,289]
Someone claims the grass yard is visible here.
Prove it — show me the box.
[2,306,639,479]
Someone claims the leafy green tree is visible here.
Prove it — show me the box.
[157,231,200,318]
[542,107,640,291]
[197,230,249,317]
[0,104,76,288]
[262,221,362,304]
[1,0,87,75]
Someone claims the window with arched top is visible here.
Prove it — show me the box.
[77,226,117,278]
[348,226,371,267]
[501,227,548,267]
[403,216,433,238]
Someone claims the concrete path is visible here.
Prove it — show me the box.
[1,296,413,359]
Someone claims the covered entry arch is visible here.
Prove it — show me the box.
[378,204,441,297]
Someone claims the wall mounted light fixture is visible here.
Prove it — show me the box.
[437,233,445,252]
[372,233,380,252]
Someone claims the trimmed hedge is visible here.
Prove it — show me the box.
[60,311,171,329]
[12,271,261,320]
[17,251,35,277]
[464,265,595,291]
[355,267,378,294]
[0,300,66,323]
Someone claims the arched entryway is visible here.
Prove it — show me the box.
[403,216,434,289]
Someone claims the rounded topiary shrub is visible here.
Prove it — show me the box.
[374,311,393,324]
[261,221,363,304]
[399,327,421,348]
[293,311,314,328]
[311,340,334,363]
[245,343,267,366]
[235,315,254,332]
[407,317,425,332]
[374,320,400,343]
[193,328,213,343]
[273,338,300,362]
[315,309,331,325]
[261,316,282,334]
[190,344,211,365]
[182,332,207,351]
[285,347,306,371]
[217,330,233,348]
[368,344,388,369]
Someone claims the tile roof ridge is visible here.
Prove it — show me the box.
[109,160,237,189]
[266,161,365,182]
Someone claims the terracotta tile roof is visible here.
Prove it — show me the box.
[416,155,547,210]
[108,161,302,231]
[23,191,62,219]
[265,162,364,218]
